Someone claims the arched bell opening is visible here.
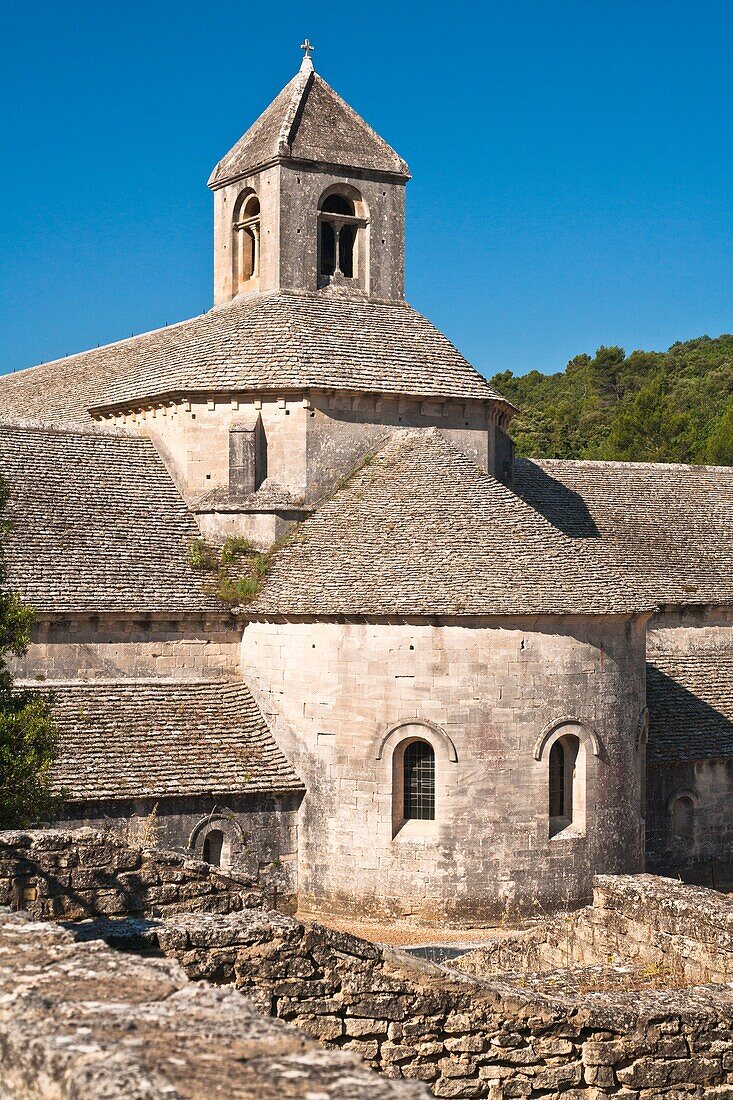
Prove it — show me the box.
[317,185,368,290]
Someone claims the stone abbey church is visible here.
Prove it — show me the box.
[2,48,732,921]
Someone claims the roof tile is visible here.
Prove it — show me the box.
[34,679,304,799]
[251,429,652,618]
[0,293,502,426]
[0,424,219,614]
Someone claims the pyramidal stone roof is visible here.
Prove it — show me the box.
[0,292,504,426]
[250,428,652,618]
[515,458,733,607]
[209,60,408,186]
[31,679,304,800]
[0,423,220,614]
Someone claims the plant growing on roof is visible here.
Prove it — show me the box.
[0,479,61,828]
[187,535,276,607]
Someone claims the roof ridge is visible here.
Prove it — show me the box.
[277,68,313,154]
[530,457,733,474]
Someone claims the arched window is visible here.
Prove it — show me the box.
[232,192,260,293]
[318,188,367,287]
[203,829,224,867]
[548,734,581,837]
[403,740,435,821]
[671,795,695,839]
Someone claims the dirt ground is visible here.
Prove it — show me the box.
[295,910,515,948]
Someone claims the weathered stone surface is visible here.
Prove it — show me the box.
[73,894,733,1100]
[0,911,428,1099]
[0,829,268,920]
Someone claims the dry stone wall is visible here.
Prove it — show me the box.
[8,831,733,1099]
[455,875,733,988]
[0,828,268,920]
[0,910,427,1100]
[85,898,733,1100]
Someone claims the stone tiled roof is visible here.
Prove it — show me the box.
[516,459,733,607]
[35,679,304,800]
[0,293,503,427]
[0,423,219,614]
[647,653,733,763]
[209,65,408,186]
[251,429,652,618]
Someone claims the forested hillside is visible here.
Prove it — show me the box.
[491,334,733,464]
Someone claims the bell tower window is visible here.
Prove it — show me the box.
[318,188,368,288]
[232,192,260,293]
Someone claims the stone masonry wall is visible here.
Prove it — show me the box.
[0,911,427,1100]
[11,613,240,681]
[8,830,733,1099]
[646,607,733,889]
[454,875,733,988]
[242,615,647,920]
[0,829,269,920]
[56,793,300,910]
[90,900,733,1100]
[647,759,733,891]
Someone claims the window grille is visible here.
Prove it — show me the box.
[403,740,435,820]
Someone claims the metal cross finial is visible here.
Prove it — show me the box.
[300,38,314,60]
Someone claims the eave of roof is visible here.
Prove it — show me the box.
[0,292,507,426]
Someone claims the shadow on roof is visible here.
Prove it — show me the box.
[647,664,733,763]
[514,460,601,539]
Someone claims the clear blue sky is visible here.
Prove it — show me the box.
[2,0,731,380]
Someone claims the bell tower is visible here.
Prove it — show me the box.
[208,44,410,305]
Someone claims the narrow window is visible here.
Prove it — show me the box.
[549,734,581,837]
[549,741,565,818]
[241,227,255,280]
[672,796,694,839]
[320,222,336,276]
[639,727,648,819]
[203,829,224,867]
[403,740,435,821]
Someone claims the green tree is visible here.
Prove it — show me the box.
[0,481,60,828]
[492,334,733,465]
[706,403,733,465]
